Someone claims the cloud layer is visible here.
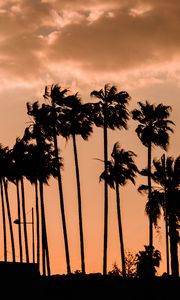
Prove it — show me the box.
[0,0,180,87]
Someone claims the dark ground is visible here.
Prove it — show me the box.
[1,273,180,300]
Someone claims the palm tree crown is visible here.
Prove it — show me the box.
[59,92,93,140]
[100,142,138,187]
[90,84,130,129]
[132,101,174,149]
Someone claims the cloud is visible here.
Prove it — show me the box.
[0,0,180,88]
[46,0,180,71]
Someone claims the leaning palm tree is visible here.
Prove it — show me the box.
[57,92,93,274]
[132,101,174,249]
[91,84,130,274]
[43,84,71,274]
[99,142,138,277]
[152,155,180,277]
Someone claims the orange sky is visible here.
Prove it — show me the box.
[0,0,179,275]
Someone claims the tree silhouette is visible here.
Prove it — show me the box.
[0,177,7,261]
[136,245,161,278]
[10,138,30,263]
[0,145,8,262]
[57,92,93,274]
[43,84,71,274]
[100,142,138,277]
[152,155,180,277]
[132,101,174,249]
[0,145,16,262]
[25,101,57,276]
[22,143,41,268]
[91,84,130,274]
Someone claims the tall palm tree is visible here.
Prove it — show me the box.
[0,145,16,262]
[132,101,174,249]
[91,84,130,274]
[0,145,8,262]
[100,142,138,277]
[43,84,71,274]
[3,178,16,262]
[10,138,29,263]
[57,92,93,274]
[25,150,40,267]
[152,155,180,277]
[25,101,55,276]
[0,177,7,261]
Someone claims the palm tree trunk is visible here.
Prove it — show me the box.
[16,179,23,262]
[115,181,126,277]
[35,124,50,276]
[35,179,40,268]
[3,178,16,262]
[53,126,71,274]
[169,212,179,277]
[39,179,51,276]
[103,109,108,275]
[161,154,170,275]
[148,143,153,248]
[0,179,7,262]
[164,190,170,275]
[72,133,85,274]
[20,176,29,263]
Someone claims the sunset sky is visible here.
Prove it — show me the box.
[0,0,180,275]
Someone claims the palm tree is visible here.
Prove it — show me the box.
[0,145,16,262]
[91,84,130,274]
[152,155,180,277]
[10,138,29,263]
[0,178,7,261]
[57,92,93,274]
[3,178,16,262]
[100,142,138,277]
[25,150,40,268]
[132,101,174,249]
[0,145,8,261]
[43,84,71,274]
[25,101,55,276]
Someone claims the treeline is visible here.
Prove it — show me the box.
[0,84,179,278]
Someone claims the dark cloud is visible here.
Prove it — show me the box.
[46,1,180,72]
[0,0,180,83]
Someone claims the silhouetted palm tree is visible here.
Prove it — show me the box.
[91,84,130,274]
[3,178,16,262]
[10,138,30,263]
[100,142,138,277]
[58,92,93,274]
[0,145,8,261]
[152,155,180,277]
[15,179,23,262]
[43,84,71,274]
[25,148,40,268]
[132,101,174,249]
[25,101,55,276]
[0,145,16,262]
